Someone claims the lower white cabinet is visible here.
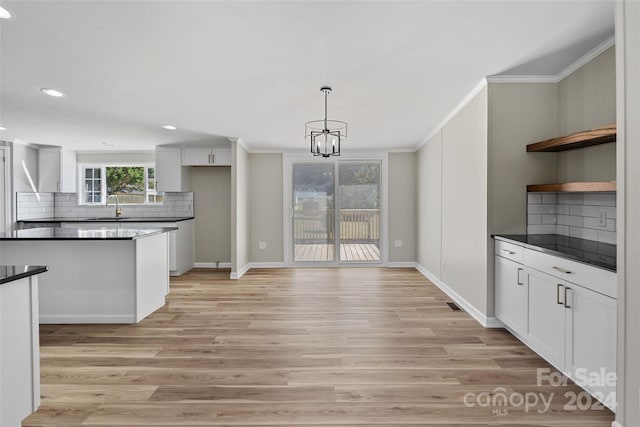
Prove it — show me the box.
[494,238,617,411]
[494,255,527,336]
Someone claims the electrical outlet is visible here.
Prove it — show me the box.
[258,241,267,250]
[394,240,402,248]
[599,211,607,227]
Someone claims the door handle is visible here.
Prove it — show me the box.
[516,268,524,285]
[557,284,564,305]
[564,287,572,309]
[552,266,572,274]
[500,249,515,255]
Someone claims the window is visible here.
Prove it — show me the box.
[79,164,163,205]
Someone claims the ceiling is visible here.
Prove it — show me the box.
[0,1,615,153]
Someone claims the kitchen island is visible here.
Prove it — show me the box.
[0,227,175,324]
[0,265,47,426]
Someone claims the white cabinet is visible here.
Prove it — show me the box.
[155,148,189,192]
[526,268,567,370]
[494,254,527,336]
[493,237,617,411]
[1,274,41,426]
[182,147,231,166]
[38,148,61,192]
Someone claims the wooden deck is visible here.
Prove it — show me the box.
[294,243,380,262]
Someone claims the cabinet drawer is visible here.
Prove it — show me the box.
[524,248,616,299]
[494,239,524,263]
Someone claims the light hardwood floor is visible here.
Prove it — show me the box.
[24,268,614,426]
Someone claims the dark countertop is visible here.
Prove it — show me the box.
[0,227,177,241]
[0,265,48,285]
[493,234,616,272]
[18,216,194,223]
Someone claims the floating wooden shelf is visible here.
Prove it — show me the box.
[526,124,616,152]
[527,181,616,193]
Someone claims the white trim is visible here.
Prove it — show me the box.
[612,421,623,427]
[39,314,135,324]
[249,262,286,269]
[388,261,417,268]
[415,263,497,328]
[235,137,250,152]
[230,263,250,280]
[487,35,615,85]
[193,262,232,269]
[416,78,487,151]
[557,34,615,81]
[486,75,559,84]
[0,146,11,233]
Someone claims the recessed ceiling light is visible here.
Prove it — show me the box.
[0,6,12,19]
[0,126,6,131]
[40,88,66,98]
[161,125,177,130]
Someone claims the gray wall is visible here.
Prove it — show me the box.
[388,152,416,263]
[557,46,616,182]
[231,141,250,275]
[416,86,490,316]
[417,131,442,276]
[189,167,231,264]
[249,153,284,263]
[488,83,557,234]
[617,2,639,425]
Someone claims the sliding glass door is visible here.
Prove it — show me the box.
[291,161,381,264]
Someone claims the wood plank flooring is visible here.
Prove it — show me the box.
[23,268,614,426]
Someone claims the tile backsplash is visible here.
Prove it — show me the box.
[17,192,194,220]
[527,192,616,245]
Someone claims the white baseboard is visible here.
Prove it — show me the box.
[230,263,251,280]
[415,263,500,328]
[170,264,196,276]
[40,314,135,324]
[612,421,623,427]
[387,262,417,268]
[193,262,232,269]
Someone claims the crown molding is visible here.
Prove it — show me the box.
[416,78,487,151]
[487,34,615,84]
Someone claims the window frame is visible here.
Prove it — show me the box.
[78,163,162,206]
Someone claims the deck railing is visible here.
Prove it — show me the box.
[293,209,380,243]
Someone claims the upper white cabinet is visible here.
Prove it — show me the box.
[155,148,189,192]
[182,147,231,166]
[38,148,62,192]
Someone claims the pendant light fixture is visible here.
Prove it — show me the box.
[305,86,347,158]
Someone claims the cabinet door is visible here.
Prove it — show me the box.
[495,255,527,336]
[38,148,61,192]
[566,284,617,407]
[156,149,183,192]
[181,147,211,166]
[211,147,231,166]
[527,268,567,370]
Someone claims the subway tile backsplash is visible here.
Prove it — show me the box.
[17,192,194,220]
[527,191,616,244]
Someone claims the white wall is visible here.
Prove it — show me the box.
[189,167,231,264]
[616,2,639,425]
[231,140,250,277]
[249,153,284,264]
[388,152,416,263]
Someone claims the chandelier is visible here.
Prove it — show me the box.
[305,86,347,158]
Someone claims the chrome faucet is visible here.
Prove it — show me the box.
[106,195,123,218]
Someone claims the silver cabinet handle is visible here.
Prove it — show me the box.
[208,154,212,164]
[557,284,564,305]
[211,153,215,164]
[501,249,515,255]
[564,287,572,309]
[517,268,524,286]
[552,266,572,274]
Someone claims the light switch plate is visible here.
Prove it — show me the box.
[599,211,607,227]
[394,240,402,248]
[258,241,267,250]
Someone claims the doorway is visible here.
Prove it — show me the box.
[289,160,382,265]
